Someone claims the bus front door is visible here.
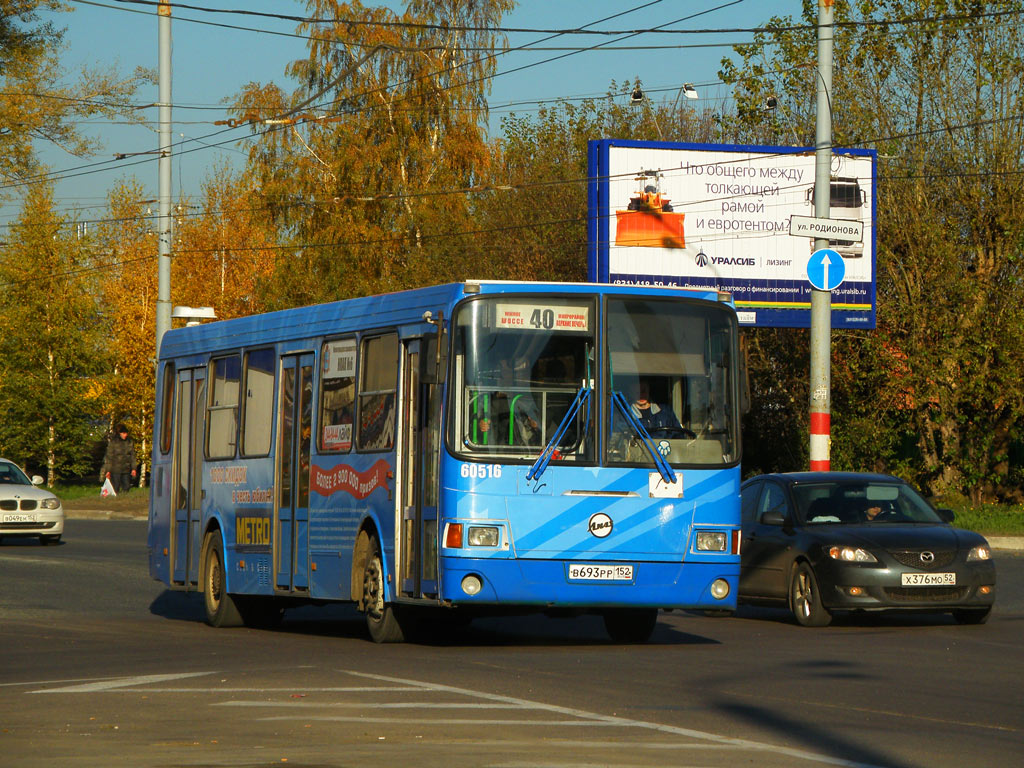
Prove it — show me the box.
[172,367,206,587]
[275,353,313,592]
[398,339,441,599]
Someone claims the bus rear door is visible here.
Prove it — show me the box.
[275,353,314,592]
[397,338,441,599]
[171,367,205,587]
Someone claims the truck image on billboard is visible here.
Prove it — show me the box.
[587,140,877,329]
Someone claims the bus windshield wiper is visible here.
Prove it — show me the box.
[526,385,591,482]
[610,390,677,485]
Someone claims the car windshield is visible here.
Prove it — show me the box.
[793,481,945,525]
[0,461,32,485]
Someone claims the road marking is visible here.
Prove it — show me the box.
[31,672,213,693]
[27,668,892,768]
[218,701,529,709]
[338,670,889,768]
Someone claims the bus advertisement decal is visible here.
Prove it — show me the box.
[311,460,391,500]
[235,514,272,552]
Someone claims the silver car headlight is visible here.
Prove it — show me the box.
[828,546,877,563]
[967,545,991,562]
[40,498,61,510]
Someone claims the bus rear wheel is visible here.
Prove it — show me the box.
[203,530,244,628]
[362,535,405,643]
[602,608,658,643]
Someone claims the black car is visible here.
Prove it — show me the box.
[739,472,995,626]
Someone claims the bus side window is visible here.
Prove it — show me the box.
[358,333,397,451]
[319,338,356,453]
[241,348,275,457]
[207,355,241,459]
[159,363,175,455]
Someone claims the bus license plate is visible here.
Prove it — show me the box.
[568,563,634,582]
[901,572,956,586]
[2,513,37,524]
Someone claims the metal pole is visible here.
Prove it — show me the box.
[155,2,172,358]
[809,0,834,471]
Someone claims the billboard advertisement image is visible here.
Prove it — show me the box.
[588,139,877,329]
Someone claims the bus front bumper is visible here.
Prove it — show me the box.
[439,556,739,610]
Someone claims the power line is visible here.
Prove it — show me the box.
[84,0,1024,36]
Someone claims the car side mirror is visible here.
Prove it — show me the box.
[31,475,44,486]
[761,509,786,526]
[937,508,955,524]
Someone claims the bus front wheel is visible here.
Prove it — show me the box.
[203,530,244,628]
[362,535,405,643]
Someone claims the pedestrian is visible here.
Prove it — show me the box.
[101,423,137,494]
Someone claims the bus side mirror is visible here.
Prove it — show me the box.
[422,334,448,384]
[739,334,750,415]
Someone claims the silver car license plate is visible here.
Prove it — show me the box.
[2,513,38,523]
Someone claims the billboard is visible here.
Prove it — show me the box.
[587,139,877,329]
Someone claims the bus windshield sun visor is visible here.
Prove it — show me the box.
[526,386,592,482]
[610,390,677,485]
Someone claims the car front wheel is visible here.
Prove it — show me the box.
[790,562,832,627]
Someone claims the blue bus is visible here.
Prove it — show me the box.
[147,281,743,642]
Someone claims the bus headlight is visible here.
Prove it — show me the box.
[696,531,727,551]
[710,579,730,599]
[461,574,483,595]
[467,526,500,547]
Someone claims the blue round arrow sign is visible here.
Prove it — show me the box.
[806,248,845,291]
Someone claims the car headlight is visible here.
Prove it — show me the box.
[967,545,991,562]
[828,545,877,563]
[40,498,61,510]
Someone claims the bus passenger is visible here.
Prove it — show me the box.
[479,358,540,446]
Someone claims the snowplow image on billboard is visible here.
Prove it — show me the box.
[614,169,685,249]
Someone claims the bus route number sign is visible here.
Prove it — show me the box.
[495,302,590,333]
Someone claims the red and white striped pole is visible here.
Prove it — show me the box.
[809,0,834,472]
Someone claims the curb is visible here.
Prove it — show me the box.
[63,510,1024,551]
[65,509,148,521]
[988,537,1024,551]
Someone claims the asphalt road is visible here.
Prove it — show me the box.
[1,520,1021,768]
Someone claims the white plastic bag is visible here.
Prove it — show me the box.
[101,477,117,497]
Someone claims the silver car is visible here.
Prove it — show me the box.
[0,459,64,545]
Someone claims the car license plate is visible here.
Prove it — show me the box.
[2,513,37,523]
[568,563,634,582]
[901,572,956,586]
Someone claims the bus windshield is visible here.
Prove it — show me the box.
[606,297,738,467]
[451,296,597,462]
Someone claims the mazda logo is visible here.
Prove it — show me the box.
[919,551,935,564]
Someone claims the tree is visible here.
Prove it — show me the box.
[475,87,724,283]
[231,0,512,307]
[0,1,150,197]
[0,181,104,483]
[92,167,279,483]
[721,0,1024,500]
[171,161,279,318]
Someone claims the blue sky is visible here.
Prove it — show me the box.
[4,0,798,225]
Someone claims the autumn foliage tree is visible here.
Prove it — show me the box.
[230,0,512,307]
[0,182,104,483]
[721,0,1024,500]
